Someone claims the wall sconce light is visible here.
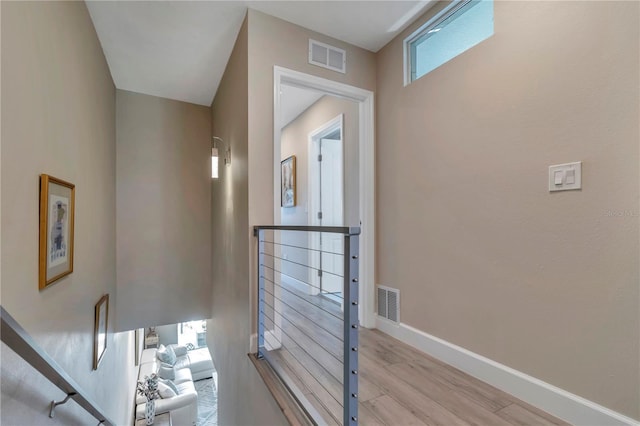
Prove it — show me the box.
[212,136,231,179]
[211,137,221,179]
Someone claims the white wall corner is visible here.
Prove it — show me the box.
[250,333,257,354]
[375,318,640,426]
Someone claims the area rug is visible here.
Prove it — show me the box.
[195,374,218,426]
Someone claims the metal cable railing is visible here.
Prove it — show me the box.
[254,225,360,426]
[0,306,115,425]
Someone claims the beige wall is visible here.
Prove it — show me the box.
[247,8,376,229]
[247,8,376,330]
[0,2,136,424]
[281,95,360,226]
[208,11,376,423]
[115,90,212,332]
[207,17,287,426]
[280,95,360,283]
[376,1,639,419]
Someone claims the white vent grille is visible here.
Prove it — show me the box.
[309,39,346,74]
[377,285,399,323]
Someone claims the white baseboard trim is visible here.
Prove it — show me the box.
[264,330,282,351]
[281,273,318,295]
[376,318,639,426]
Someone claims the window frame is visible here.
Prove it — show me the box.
[403,0,480,86]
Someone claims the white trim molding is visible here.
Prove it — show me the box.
[376,319,639,426]
[281,273,318,296]
[273,66,376,328]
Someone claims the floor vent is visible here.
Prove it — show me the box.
[309,39,346,74]
[377,285,399,323]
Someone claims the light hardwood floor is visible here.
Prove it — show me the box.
[261,281,568,426]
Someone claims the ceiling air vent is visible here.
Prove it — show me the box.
[377,285,399,323]
[309,39,346,74]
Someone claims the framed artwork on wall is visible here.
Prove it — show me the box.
[281,155,296,208]
[39,174,75,290]
[93,294,109,370]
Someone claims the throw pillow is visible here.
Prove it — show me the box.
[157,363,175,380]
[169,344,188,357]
[156,344,176,365]
[157,381,177,399]
[159,378,180,395]
[165,345,177,365]
[156,344,166,361]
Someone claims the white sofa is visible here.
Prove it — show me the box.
[135,345,214,426]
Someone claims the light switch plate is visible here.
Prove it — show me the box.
[549,161,582,191]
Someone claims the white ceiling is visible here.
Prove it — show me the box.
[280,85,324,128]
[86,1,435,106]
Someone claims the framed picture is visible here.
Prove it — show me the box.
[93,294,109,370]
[281,155,296,208]
[39,174,75,290]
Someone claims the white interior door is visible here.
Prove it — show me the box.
[318,137,344,298]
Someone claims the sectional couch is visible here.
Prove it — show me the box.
[135,344,214,425]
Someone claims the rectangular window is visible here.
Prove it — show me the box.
[405,0,494,84]
[178,320,207,349]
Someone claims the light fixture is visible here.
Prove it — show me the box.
[211,136,231,179]
[211,136,222,179]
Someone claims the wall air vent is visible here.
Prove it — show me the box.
[309,39,346,74]
[377,285,399,323]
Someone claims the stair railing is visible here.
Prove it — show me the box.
[1,306,115,425]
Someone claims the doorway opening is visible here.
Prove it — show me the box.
[273,66,375,328]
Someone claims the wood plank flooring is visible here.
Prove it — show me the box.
[261,280,568,426]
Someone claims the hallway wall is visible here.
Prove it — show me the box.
[247,8,376,335]
[376,1,639,419]
[0,2,136,424]
[280,95,360,227]
[280,95,360,286]
[208,10,377,424]
[207,16,287,426]
[115,90,212,331]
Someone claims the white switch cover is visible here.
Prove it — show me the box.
[554,170,563,185]
[549,162,582,191]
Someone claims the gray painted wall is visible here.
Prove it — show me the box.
[1,2,136,424]
[116,89,212,332]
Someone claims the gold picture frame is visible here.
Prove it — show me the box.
[39,174,75,290]
[93,294,109,370]
[281,155,296,207]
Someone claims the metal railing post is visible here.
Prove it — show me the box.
[257,228,265,359]
[343,231,359,426]
[253,225,360,425]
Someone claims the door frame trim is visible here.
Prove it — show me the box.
[308,114,344,297]
[273,66,376,328]
[308,113,344,230]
